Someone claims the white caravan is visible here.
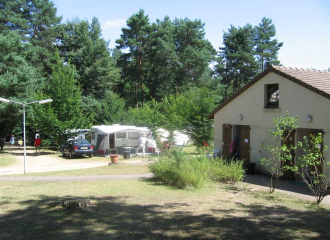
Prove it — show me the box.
[90,125,152,155]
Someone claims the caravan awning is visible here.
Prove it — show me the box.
[91,125,150,134]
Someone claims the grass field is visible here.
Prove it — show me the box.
[1,165,330,239]
[1,146,330,239]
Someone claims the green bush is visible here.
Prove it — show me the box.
[208,158,245,184]
[149,148,245,189]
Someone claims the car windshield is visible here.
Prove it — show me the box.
[74,140,90,145]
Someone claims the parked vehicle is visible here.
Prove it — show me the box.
[61,139,93,158]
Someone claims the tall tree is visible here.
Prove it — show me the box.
[59,17,120,99]
[0,0,62,78]
[217,24,258,98]
[0,0,28,33]
[146,16,177,101]
[255,17,283,71]
[32,51,87,143]
[0,30,41,138]
[116,9,151,108]
[173,18,216,90]
[216,18,282,100]
[116,12,216,106]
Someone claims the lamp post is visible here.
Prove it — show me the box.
[0,97,53,173]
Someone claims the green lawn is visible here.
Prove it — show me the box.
[0,163,329,240]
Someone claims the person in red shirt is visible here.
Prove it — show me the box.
[34,136,42,155]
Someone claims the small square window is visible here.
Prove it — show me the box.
[116,132,126,138]
[265,84,279,108]
[128,132,139,139]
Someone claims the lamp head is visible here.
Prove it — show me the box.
[0,97,11,103]
[38,99,53,104]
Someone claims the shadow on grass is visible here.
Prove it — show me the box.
[0,190,329,240]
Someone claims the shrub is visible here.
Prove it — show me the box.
[149,148,245,189]
[149,148,211,189]
[293,133,329,204]
[259,112,300,193]
[208,158,245,184]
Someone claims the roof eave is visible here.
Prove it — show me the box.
[207,65,330,119]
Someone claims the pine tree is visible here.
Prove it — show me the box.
[116,9,151,108]
[0,30,40,137]
[147,16,178,101]
[173,18,216,89]
[255,17,283,71]
[116,12,216,106]
[218,24,258,97]
[59,17,120,99]
[0,0,62,76]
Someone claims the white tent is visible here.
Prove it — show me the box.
[156,128,190,146]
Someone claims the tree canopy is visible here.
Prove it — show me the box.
[0,3,284,147]
[215,17,283,100]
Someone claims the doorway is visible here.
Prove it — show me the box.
[232,125,250,162]
[222,124,232,160]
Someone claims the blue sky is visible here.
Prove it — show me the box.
[51,0,329,70]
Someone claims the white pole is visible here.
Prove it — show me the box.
[23,104,26,174]
[0,97,52,174]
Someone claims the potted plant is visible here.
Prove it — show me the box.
[110,154,119,163]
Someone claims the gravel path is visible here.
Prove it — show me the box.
[0,173,153,181]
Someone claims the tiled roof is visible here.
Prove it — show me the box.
[207,65,330,119]
[272,65,330,95]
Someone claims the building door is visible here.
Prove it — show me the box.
[282,130,295,180]
[222,124,232,160]
[240,125,250,162]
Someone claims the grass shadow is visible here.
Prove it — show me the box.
[1,194,330,240]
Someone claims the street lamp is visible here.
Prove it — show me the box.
[0,97,53,173]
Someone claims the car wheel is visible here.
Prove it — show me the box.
[69,151,73,158]
[62,151,66,157]
[89,154,93,158]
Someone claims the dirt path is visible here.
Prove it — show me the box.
[0,147,142,174]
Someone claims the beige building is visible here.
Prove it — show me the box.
[208,65,330,179]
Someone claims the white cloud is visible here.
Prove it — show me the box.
[103,19,126,29]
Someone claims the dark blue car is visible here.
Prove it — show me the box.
[61,139,93,158]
